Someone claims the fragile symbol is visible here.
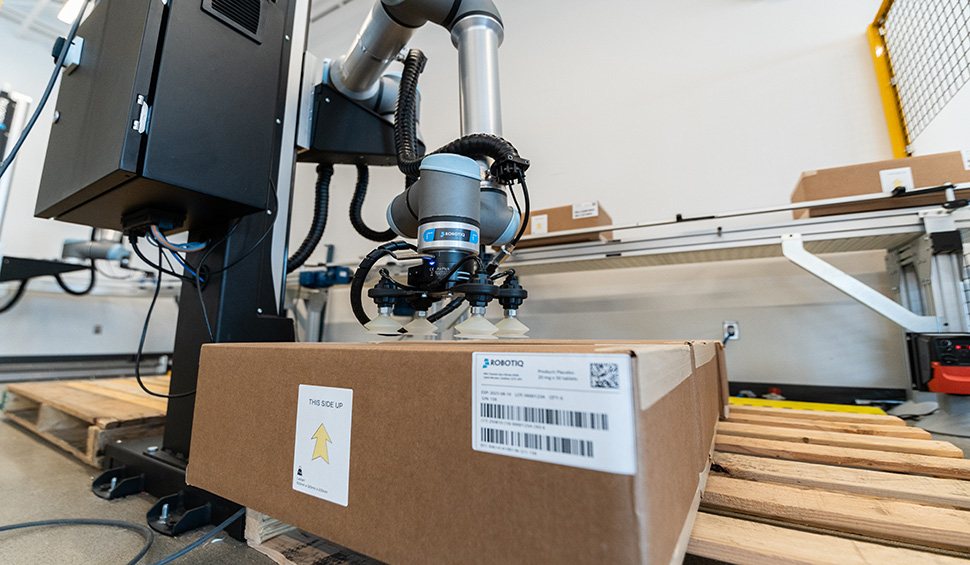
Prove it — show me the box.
[311,423,332,463]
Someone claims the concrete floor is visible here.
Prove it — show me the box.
[0,421,271,565]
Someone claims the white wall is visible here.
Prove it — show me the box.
[0,17,176,357]
[294,0,911,390]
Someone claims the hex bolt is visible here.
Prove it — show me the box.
[110,477,117,490]
[159,503,169,522]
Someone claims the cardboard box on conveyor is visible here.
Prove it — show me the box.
[516,201,613,248]
[187,339,727,564]
[791,151,970,219]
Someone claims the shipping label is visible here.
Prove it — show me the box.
[572,201,599,219]
[878,166,914,193]
[472,352,637,475]
[292,384,353,506]
[531,213,549,235]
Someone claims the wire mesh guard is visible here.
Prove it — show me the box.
[882,0,970,142]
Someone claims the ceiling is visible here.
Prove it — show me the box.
[0,0,356,42]
[0,0,71,41]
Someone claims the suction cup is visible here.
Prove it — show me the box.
[365,310,403,335]
[494,316,529,338]
[404,316,438,336]
[455,314,498,340]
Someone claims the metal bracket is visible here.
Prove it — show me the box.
[919,208,957,233]
[781,234,939,333]
[61,36,84,74]
[132,95,151,134]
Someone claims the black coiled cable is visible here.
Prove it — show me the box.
[349,164,396,242]
[394,49,427,184]
[350,240,416,327]
[54,263,96,295]
[394,49,527,183]
[0,280,28,315]
[287,163,333,273]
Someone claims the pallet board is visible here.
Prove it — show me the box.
[2,376,169,467]
[692,404,970,563]
[725,412,931,439]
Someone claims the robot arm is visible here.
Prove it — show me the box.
[331,0,504,137]
[315,0,531,337]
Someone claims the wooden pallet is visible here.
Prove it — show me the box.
[689,404,970,563]
[2,375,170,468]
[245,510,379,565]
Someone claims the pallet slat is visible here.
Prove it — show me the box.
[64,380,168,412]
[6,382,164,427]
[715,434,970,480]
[725,413,931,439]
[701,475,970,551]
[688,512,970,565]
[3,376,169,467]
[717,421,963,458]
[728,404,906,426]
[713,452,970,511]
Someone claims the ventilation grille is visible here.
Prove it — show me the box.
[202,0,263,43]
[212,0,260,34]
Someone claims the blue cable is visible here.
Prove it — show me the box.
[167,250,202,282]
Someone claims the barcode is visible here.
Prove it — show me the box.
[480,403,609,430]
[480,427,594,458]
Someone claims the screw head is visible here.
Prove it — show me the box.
[275,118,281,124]
[285,35,290,40]
[257,307,263,314]
[53,111,60,123]
[146,446,158,453]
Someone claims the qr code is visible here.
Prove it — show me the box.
[590,363,619,389]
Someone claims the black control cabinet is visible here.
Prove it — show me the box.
[35,0,290,232]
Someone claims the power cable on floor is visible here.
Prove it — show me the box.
[0,506,246,564]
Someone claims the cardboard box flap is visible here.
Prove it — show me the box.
[597,344,692,411]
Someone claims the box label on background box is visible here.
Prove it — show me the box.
[531,214,548,235]
[878,167,914,193]
[472,352,637,475]
[572,201,599,219]
[292,385,353,506]
[962,150,970,171]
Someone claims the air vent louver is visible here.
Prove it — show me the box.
[202,0,263,43]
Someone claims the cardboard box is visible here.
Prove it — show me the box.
[188,340,725,564]
[517,201,613,248]
[791,151,970,218]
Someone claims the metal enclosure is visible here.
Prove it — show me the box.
[35,0,291,232]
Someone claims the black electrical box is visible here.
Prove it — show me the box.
[906,333,970,395]
[35,0,290,233]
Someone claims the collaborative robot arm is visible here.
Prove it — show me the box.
[310,0,531,338]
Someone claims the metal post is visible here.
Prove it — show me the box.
[451,15,504,137]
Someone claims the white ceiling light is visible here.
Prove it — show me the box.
[57,0,94,24]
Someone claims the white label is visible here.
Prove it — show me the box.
[472,352,637,475]
[961,150,970,171]
[879,166,914,193]
[531,214,549,235]
[292,385,353,506]
[572,201,599,220]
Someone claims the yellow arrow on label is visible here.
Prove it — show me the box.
[311,423,332,463]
